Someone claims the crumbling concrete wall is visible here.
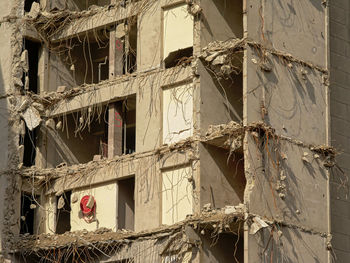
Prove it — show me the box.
[243,0,330,262]
[329,1,350,261]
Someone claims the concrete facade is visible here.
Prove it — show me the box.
[0,0,348,262]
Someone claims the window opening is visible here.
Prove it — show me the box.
[56,191,72,234]
[117,177,135,230]
[24,0,39,12]
[20,192,39,235]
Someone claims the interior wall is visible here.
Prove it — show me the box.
[199,143,245,209]
[48,50,75,92]
[200,0,243,48]
[161,166,193,225]
[163,3,194,60]
[201,232,243,263]
[199,61,243,134]
[162,83,193,144]
[70,182,117,231]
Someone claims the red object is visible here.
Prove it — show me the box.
[80,195,96,215]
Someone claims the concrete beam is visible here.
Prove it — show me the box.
[49,66,192,117]
[51,3,139,42]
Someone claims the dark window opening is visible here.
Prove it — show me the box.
[24,0,39,12]
[122,97,136,154]
[56,191,71,234]
[164,47,193,69]
[20,193,39,235]
[20,125,38,167]
[25,39,40,94]
[118,177,135,230]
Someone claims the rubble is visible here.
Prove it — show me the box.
[21,106,41,131]
[200,38,245,77]
[13,210,244,252]
[249,216,269,235]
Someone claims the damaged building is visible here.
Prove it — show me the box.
[0,0,349,262]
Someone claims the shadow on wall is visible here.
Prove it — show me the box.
[200,0,243,46]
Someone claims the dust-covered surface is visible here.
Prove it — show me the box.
[12,209,244,252]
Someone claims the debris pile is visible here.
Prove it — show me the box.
[200,38,245,77]
[13,209,245,252]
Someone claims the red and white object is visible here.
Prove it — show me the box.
[80,195,96,223]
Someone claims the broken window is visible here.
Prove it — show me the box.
[117,176,135,230]
[163,3,193,68]
[161,166,193,225]
[56,191,71,234]
[23,38,40,94]
[24,0,39,12]
[108,96,136,158]
[162,83,193,144]
[20,192,39,235]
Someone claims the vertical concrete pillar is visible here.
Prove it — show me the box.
[109,27,124,79]
[108,103,123,158]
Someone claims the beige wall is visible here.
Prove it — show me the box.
[71,182,117,231]
[162,83,193,144]
[163,3,194,59]
[161,165,193,225]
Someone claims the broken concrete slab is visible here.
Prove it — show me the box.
[249,216,269,235]
[21,106,41,131]
[57,86,66,93]
[27,2,40,19]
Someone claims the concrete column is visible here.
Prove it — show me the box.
[109,28,124,79]
[108,103,123,158]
